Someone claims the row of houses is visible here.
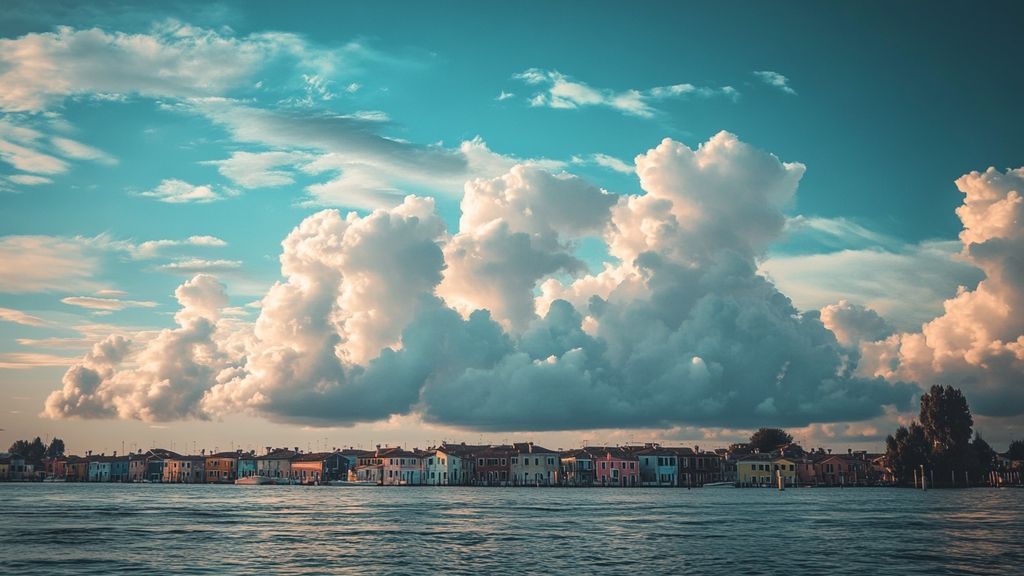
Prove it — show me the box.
[6,442,1023,487]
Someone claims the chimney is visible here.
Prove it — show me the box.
[827,448,832,454]
[113,451,117,457]
[694,445,700,453]
[848,448,852,455]
[265,446,272,455]
[294,446,300,453]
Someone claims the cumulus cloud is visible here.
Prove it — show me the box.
[754,70,797,95]
[820,300,894,348]
[514,68,738,118]
[859,167,1024,417]
[44,133,922,431]
[42,275,237,420]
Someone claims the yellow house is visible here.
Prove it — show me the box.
[0,458,9,480]
[772,457,798,486]
[736,456,798,486]
[736,456,774,486]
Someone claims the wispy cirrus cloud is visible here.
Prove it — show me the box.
[0,233,229,293]
[61,296,159,311]
[0,307,49,327]
[158,258,243,274]
[513,68,738,118]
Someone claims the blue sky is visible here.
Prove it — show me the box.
[1,1,1022,454]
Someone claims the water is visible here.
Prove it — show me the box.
[1,484,1022,574]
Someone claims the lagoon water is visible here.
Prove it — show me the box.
[1,484,1022,574]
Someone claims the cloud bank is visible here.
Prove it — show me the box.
[44,132,936,432]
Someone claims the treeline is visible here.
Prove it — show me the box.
[885,385,1010,487]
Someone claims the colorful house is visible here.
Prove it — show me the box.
[634,445,679,486]
[110,455,130,482]
[591,447,639,487]
[237,452,258,479]
[204,452,239,483]
[145,448,182,482]
[736,454,774,486]
[163,455,206,483]
[291,452,348,484]
[380,447,425,485]
[66,456,89,482]
[511,442,559,486]
[426,443,476,485]
[256,448,298,480]
[473,445,515,486]
[560,449,596,486]
[88,456,113,482]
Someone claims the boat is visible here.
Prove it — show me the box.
[702,481,736,488]
[273,477,299,485]
[327,480,378,487]
[234,476,272,485]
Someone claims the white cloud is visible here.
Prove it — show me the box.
[753,70,797,95]
[133,235,228,259]
[139,179,230,203]
[761,241,982,330]
[7,174,52,185]
[514,68,739,118]
[0,235,101,293]
[0,352,79,370]
[43,134,919,431]
[572,153,634,174]
[50,136,118,165]
[860,167,1024,417]
[205,150,313,188]
[0,307,48,327]
[158,258,243,273]
[0,24,268,112]
[61,296,159,311]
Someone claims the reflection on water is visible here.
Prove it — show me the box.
[1,485,1022,574]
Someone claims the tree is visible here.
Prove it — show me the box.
[885,422,930,485]
[919,385,974,481]
[749,428,793,453]
[969,433,996,485]
[46,437,65,458]
[8,436,47,462]
[1007,439,1024,461]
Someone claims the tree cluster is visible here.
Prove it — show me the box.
[885,385,995,486]
[7,437,65,462]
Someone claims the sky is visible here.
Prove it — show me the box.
[1,1,1023,456]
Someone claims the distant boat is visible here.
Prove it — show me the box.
[234,476,272,485]
[327,480,377,487]
[702,482,736,488]
[273,477,299,485]
[42,476,66,483]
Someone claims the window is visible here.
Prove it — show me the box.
[630,462,635,470]
[501,459,507,466]
[547,458,555,466]
[601,462,606,470]
[512,458,518,465]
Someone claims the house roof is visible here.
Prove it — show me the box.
[513,442,557,455]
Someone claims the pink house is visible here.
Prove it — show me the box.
[590,447,639,487]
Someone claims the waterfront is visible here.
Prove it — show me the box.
[1,485,1022,574]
